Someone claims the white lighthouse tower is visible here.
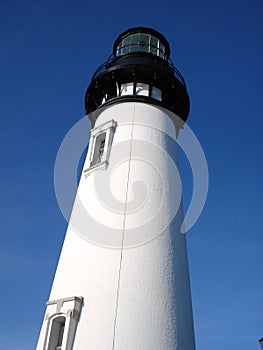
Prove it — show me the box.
[36,27,195,350]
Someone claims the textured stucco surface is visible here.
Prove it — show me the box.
[36,102,195,350]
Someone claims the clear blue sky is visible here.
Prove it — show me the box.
[0,0,262,349]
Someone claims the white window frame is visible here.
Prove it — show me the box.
[84,119,117,175]
[43,296,83,350]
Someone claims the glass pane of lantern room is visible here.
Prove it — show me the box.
[136,83,149,96]
[130,33,140,53]
[121,36,131,55]
[150,36,158,55]
[139,34,150,52]
[116,43,122,56]
[159,42,165,59]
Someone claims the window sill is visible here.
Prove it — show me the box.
[84,160,109,178]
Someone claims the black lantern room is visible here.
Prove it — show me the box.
[85,27,190,126]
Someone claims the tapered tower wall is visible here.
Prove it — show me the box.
[36,102,195,350]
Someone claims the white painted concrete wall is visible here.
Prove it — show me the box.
[36,102,195,350]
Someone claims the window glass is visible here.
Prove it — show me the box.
[159,42,165,59]
[116,45,121,56]
[120,82,134,96]
[116,41,122,56]
[57,321,65,348]
[123,36,130,46]
[150,36,158,55]
[47,316,66,350]
[151,86,162,101]
[139,34,150,52]
[116,33,166,59]
[98,139,105,163]
[121,36,131,55]
[91,132,106,166]
[136,83,149,96]
[130,33,140,53]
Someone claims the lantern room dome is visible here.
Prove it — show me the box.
[113,27,170,61]
[85,27,190,126]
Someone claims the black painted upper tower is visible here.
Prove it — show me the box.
[85,27,190,126]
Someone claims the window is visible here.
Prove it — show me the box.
[136,83,149,96]
[118,81,162,100]
[120,82,134,96]
[150,36,158,55]
[119,82,161,100]
[116,33,167,60]
[47,316,66,350]
[138,33,150,52]
[159,42,165,59]
[57,318,65,349]
[120,36,131,55]
[130,33,140,53]
[90,132,106,167]
[85,120,117,174]
[38,296,83,350]
[151,86,162,101]
[99,139,105,161]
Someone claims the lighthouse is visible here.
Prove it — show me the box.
[36,27,195,350]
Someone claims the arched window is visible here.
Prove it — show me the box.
[47,316,66,350]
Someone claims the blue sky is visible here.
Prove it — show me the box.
[0,0,262,349]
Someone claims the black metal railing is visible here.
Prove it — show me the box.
[91,52,186,87]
